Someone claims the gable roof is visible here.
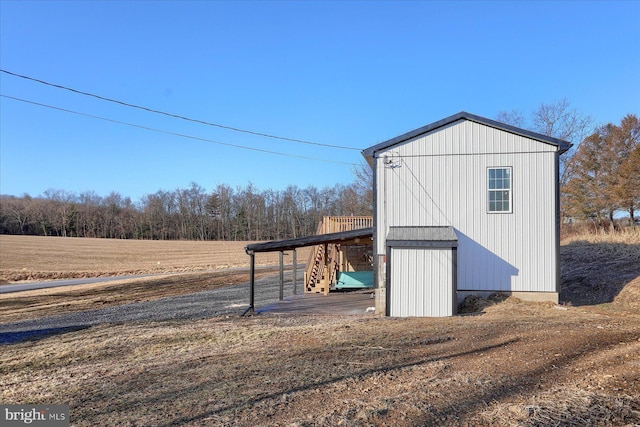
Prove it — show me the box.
[362,111,573,159]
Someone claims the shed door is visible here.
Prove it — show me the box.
[389,247,455,317]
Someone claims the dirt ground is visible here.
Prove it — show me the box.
[1,301,639,426]
[1,233,639,426]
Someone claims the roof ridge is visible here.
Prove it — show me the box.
[362,111,572,157]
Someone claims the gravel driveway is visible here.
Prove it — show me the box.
[0,273,299,344]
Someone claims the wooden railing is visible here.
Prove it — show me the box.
[319,216,373,234]
[304,216,373,294]
[304,221,327,294]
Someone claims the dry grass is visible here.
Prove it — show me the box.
[480,386,640,426]
[615,276,640,310]
[561,225,640,245]
[0,235,310,282]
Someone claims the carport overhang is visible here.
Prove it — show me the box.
[245,227,374,253]
[243,227,374,315]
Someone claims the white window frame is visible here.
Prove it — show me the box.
[487,167,512,214]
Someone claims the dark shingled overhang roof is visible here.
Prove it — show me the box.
[387,226,458,248]
[362,111,573,159]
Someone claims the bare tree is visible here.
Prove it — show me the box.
[282,185,303,238]
[496,109,527,129]
[0,196,30,234]
[350,161,374,215]
[497,99,594,186]
[212,184,234,240]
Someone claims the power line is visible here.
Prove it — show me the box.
[1,94,360,166]
[0,69,361,151]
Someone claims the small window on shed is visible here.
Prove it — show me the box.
[488,167,512,213]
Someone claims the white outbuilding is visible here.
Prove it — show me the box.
[362,112,572,317]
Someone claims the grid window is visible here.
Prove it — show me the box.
[488,167,512,213]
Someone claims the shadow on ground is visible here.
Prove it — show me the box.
[560,241,640,306]
[0,326,90,345]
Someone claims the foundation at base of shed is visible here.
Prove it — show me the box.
[374,288,386,315]
[374,290,559,316]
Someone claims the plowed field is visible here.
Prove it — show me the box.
[0,235,310,282]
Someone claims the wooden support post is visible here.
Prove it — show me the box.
[292,249,297,296]
[279,251,284,301]
[323,243,329,295]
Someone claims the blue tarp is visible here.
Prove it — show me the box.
[336,271,374,289]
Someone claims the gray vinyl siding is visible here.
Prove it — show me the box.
[375,119,558,294]
[389,248,455,317]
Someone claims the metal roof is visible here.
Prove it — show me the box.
[245,227,373,253]
[362,111,573,158]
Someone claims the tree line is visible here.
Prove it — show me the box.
[0,173,373,240]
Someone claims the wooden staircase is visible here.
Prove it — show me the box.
[304,216,373,294]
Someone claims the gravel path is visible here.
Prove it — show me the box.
[0,273,300,344]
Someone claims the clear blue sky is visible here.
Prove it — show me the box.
[1,1,639,202]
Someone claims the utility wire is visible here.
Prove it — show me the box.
[1,94,359,166]
[0,69,361,151]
